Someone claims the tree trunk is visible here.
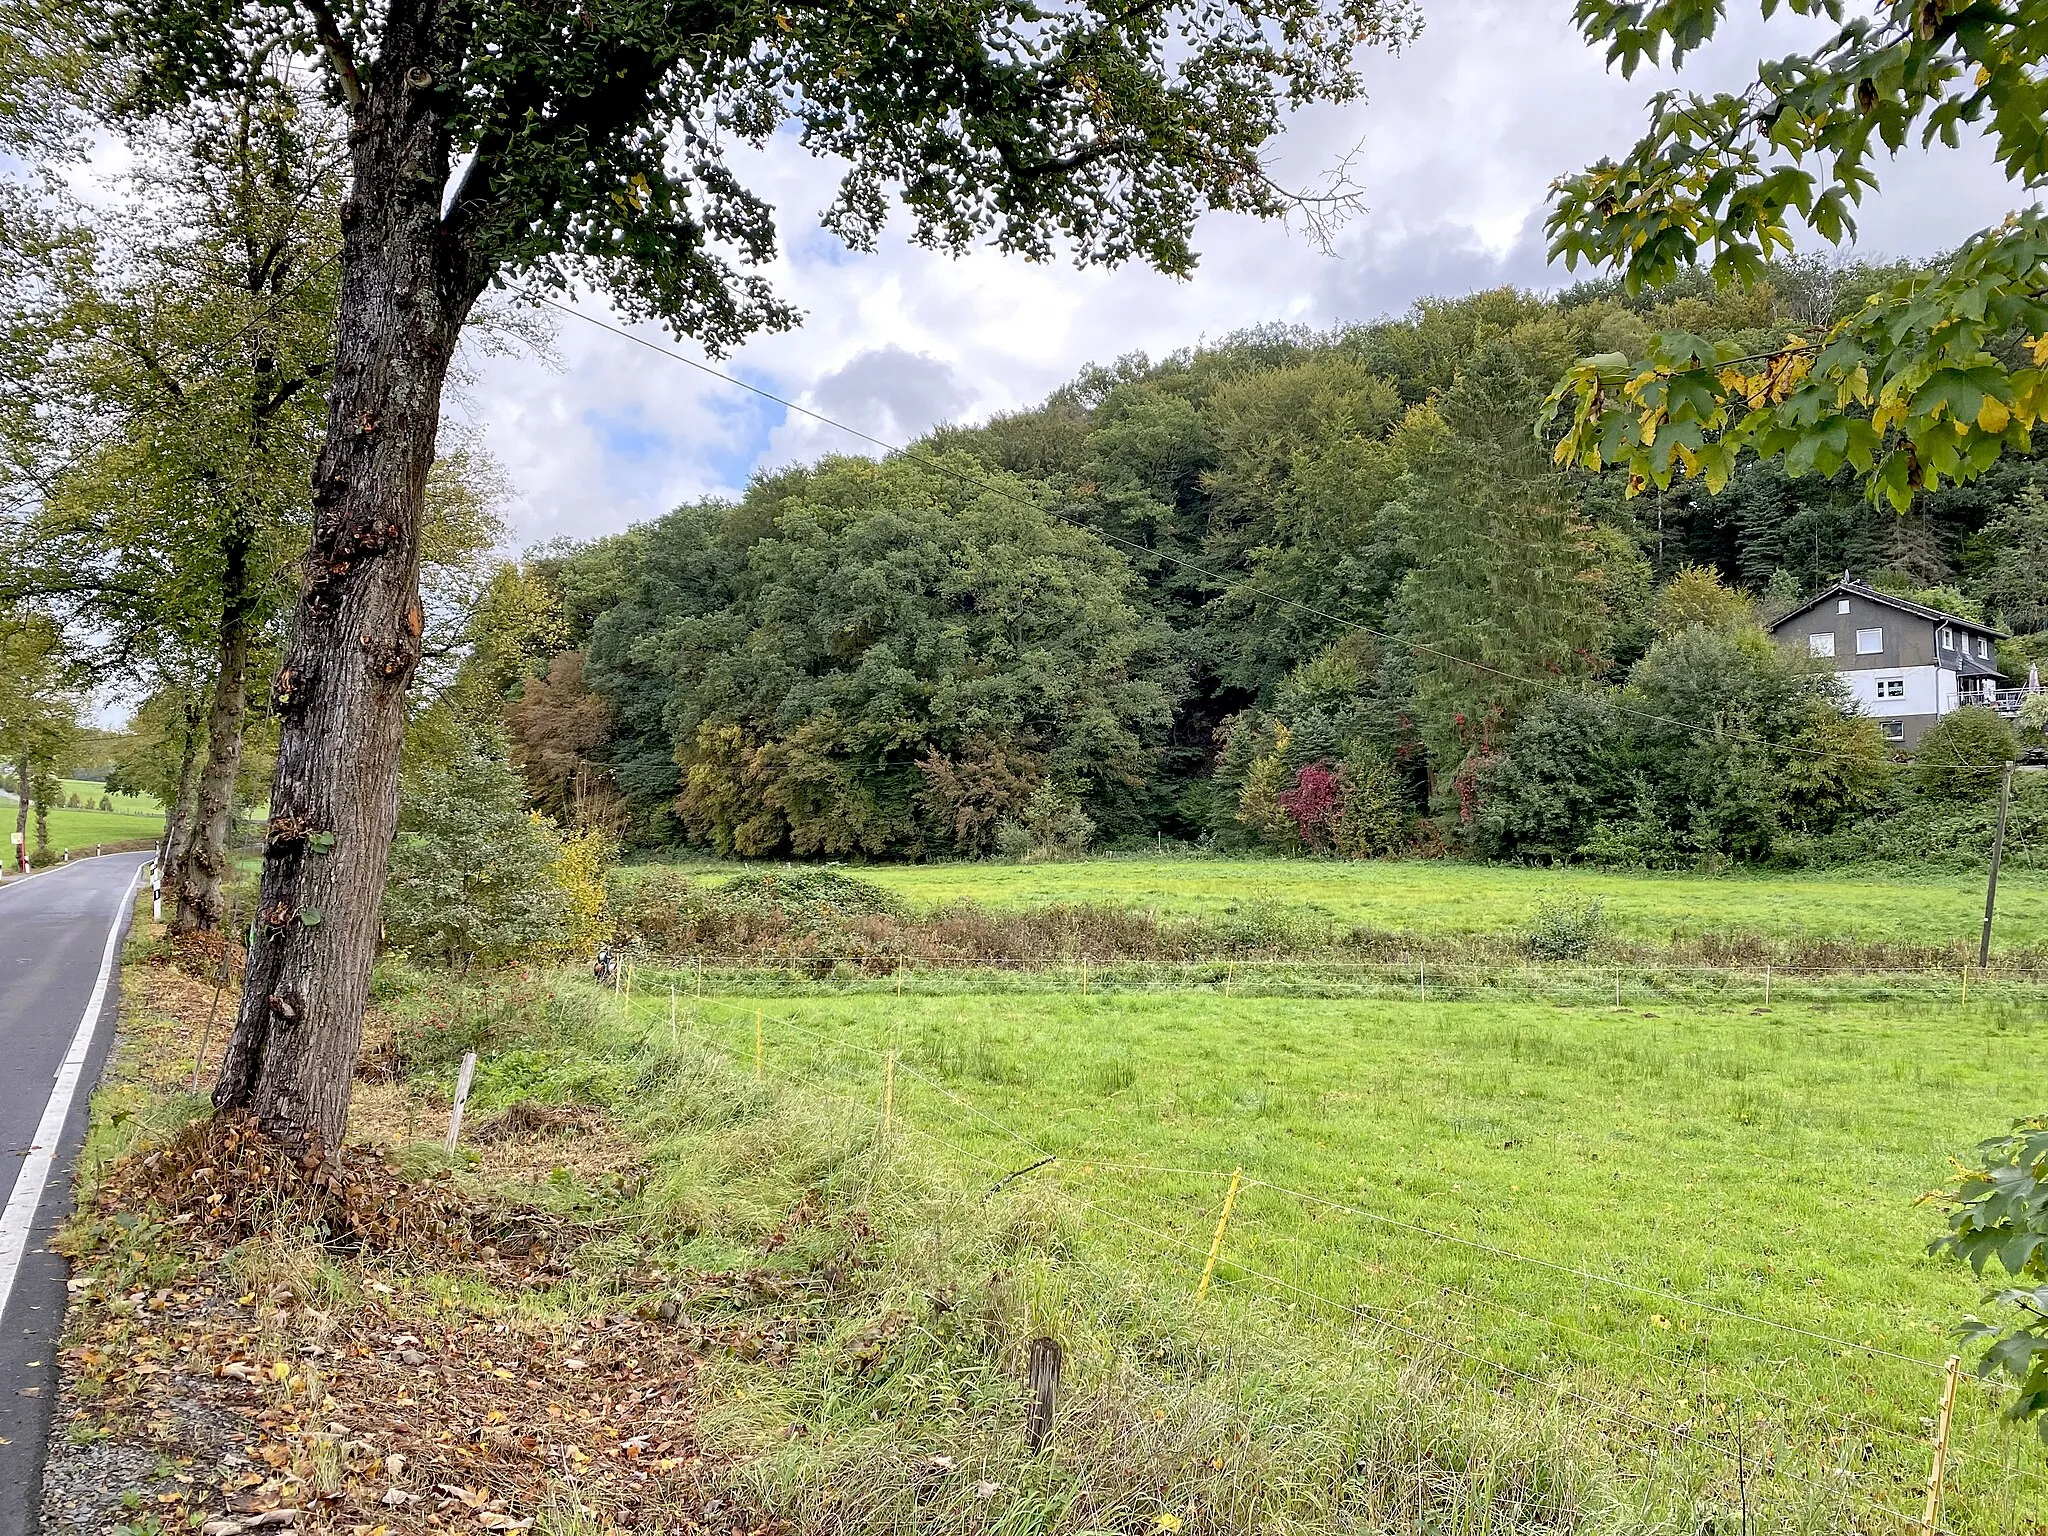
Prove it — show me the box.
[174,527,257,934]
[213,39,482,1157]
[158,701,207,892]
[12,756,25,871]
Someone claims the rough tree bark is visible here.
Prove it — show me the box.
[157,700,206,890]
[173,524,256,934]
[213,19,486,1155]
[12,756,25,870]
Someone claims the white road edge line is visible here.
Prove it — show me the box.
[0,849,150,900]
[0,862,143,1328]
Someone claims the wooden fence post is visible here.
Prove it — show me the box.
[1025,1337,1063,1452]
[1921,1354,1961,1534]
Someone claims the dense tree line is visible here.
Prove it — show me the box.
[513,271,2046,867]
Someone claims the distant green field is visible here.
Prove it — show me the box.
[2,794,163,857]
[55,778,161,816]
[643,855,2048,952]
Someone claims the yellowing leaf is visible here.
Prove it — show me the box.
[1977,396,2012,434]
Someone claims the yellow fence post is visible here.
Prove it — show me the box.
[1961,965,1968,1007]
[1921,1354,1960,1533]
[754,1009,764,1082]
[1197,1167,1245,1299]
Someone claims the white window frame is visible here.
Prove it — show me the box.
[1882,719,1906,743]
[1836,599,1851,614]
[1809,632,1836,658]
[1976,636,1989,658]
[1855,627,1884,655]
[1940,628,1954,650]
[1875,678,1905,699]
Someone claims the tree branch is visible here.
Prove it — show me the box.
[300,0,363,109]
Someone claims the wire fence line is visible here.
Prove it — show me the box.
[567,975,2047,1533]
[622,949,2048,1005]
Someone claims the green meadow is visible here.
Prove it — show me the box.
[2,782,164,856]
[447,971,2048,1533]
[822,856,2048,951]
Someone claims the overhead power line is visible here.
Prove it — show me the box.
[530,293,2022,780]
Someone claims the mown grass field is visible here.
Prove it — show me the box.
[451,970,2048,1533]
[798,856,2048,951]
[55,778,161,816]
[2,782,164,856]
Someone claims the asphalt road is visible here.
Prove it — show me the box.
[0,853,151,1536]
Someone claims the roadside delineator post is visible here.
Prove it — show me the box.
[445,1052,478,1154]
[1921,1354,1961,1534]
[1197,1166,1244,1299]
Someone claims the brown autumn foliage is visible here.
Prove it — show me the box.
[506,651,619,826]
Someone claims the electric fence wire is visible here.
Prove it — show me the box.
[632,973,2013,1387]
[614,984,2041,1519]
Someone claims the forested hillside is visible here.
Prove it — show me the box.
[510,268,2048,866]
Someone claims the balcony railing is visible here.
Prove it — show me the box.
[1990,688,2037,717]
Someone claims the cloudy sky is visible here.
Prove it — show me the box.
[460,2,2026,552]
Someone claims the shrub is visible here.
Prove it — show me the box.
[383,746,568,966]
[2019,692,2048,748]
[1913,708,2016,800]
[1523,898,1606,961]
[994,782,1096,862]
[1331,753,1408,858]
[550,824,617,956]
[1233,720,1298,851]
[1277,762,1342,850]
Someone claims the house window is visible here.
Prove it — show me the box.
[1855,627,1884,655]
[1940,628,1954,650]
[1875,678,1905,699]
[1809,632,1836,658]
[1882,720,1906,743]
[1976,637,1989,658]
[1836,599,1851,614]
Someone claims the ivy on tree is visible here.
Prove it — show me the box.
[1546,2,2048,510]
[92,0,1423,1154]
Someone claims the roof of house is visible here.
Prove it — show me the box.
[1767,576,2010,640]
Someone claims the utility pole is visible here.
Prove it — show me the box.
[1979,758,2017,972]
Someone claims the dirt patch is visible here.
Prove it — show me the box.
[47,918,772,1535]
[43,1266,770,1535]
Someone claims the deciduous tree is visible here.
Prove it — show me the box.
[94,0,1421,1154]
[1548,3,2048,511]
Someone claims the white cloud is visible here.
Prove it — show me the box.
[467,1,2028,548]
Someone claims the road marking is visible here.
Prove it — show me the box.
[0,864,142,1329]
[0,850,150,901]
